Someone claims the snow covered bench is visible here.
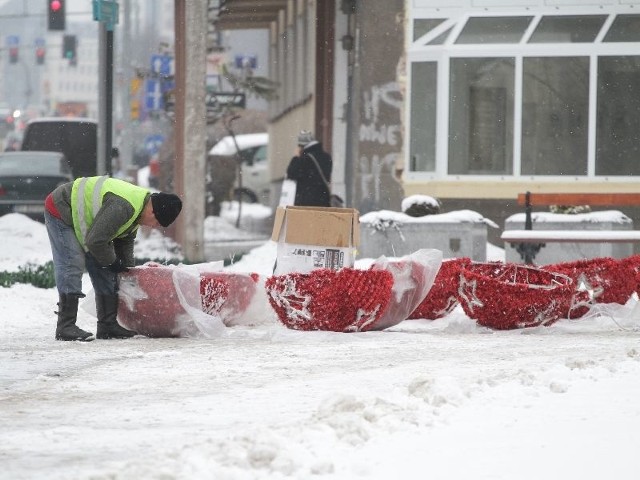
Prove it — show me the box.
[502,230,640,243]
[502,192,640,264]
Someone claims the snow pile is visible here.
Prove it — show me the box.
[134,227,183,262]
[0,214,53,272]
[2,212,640,479]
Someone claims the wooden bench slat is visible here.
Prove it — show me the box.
[501,229,640,243]
[517,193,640,206]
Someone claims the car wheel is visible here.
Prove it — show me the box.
[233,188,258,203]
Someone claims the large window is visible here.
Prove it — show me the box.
[455,16,532,44]
[409,62,437,172]
[413,19,446,41]
[449,58,514,174]
[521,57,589,175]
[528,15,606,43]
[603,14,640,42]
[596,56,640,175]
[409,13,640,178]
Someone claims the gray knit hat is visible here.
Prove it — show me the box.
[297,130,315,147]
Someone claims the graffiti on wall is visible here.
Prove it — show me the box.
[359,81,402,146]
[358,152,399,211]
[358,81,404,212]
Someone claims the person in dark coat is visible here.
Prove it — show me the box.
[286,131,332,207]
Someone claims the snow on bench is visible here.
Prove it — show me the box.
[501,229,640,244]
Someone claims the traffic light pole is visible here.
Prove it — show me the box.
[106,26,114,175]
[94,0,118,176]
[97,22,113,176]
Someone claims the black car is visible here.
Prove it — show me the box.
[0,151,72,221]
[21,117,99,178]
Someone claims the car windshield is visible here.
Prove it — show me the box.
[253,145,267,163]
[0,155,66,176]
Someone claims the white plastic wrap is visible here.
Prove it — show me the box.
[117,262,267,337]
[366,249,442,330]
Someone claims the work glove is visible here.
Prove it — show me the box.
[107,258,130,273]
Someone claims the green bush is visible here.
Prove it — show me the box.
[403,198,442,217]
[0,262,56,289]
[549,204,592,214]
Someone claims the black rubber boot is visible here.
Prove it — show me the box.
[55,294,95,342]
[96,294,137,339]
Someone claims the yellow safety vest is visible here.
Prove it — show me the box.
[70,176,149,250]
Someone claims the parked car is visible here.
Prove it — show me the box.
[0,151,73,221]
[21,117,99,179]
[207,132,269,210]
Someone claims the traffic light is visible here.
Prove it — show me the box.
[48,0,66,31]
[9,47,18,64]
[62,34,76,65]
[36,47,45,65]
[130,100,140,120]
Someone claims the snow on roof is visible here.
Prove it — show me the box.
[360,209,498,228]
[208,133,268,156]
[26,117,97,124]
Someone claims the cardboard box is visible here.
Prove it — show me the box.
[272,206,360,274]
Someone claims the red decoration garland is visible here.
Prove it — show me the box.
[265,268,394,332]
[119,256,639,335]
[407,256,638,328]
[408,258,471,320]
[457,262,574,330]
[543,257,636,318]
[619,254,640,296]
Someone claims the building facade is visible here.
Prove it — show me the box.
[217,0,640,240]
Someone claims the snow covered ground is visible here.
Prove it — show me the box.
[1,210,639,480]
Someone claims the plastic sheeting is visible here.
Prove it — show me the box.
[366,249,442,331]
[118,262,265,337]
